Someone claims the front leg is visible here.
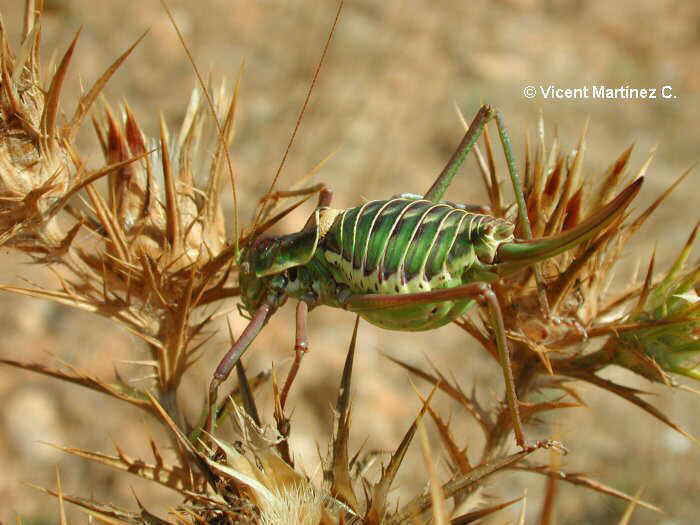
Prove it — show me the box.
[344,282,539,450]
[207,301,273,432]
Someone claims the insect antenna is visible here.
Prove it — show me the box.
[160,0,242,258]
[250,0,344,234]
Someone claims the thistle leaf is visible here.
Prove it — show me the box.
[516,465,662,513]
[44,441,203,492]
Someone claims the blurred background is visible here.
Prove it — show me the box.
[1,0,698,523]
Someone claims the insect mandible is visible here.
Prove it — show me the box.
[207,105,643,450]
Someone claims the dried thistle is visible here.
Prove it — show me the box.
[0,1,252,427]
[444,109,699,450]
[0,1,698,524]
[0,1,144,253]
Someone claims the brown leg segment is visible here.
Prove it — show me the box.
[317,185,333,207]
[280,300,310,410]
[476,285,525,447]
[206,302,272,432]
[258,183,332,215]
[344,282,540,450]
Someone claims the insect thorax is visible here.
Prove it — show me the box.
[239,242,343,316]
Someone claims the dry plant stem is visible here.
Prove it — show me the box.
[234,361,262,426]
[159,388,185,431]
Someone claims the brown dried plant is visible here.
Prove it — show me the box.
[1,1,698,524]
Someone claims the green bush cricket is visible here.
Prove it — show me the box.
[207,105,643,449]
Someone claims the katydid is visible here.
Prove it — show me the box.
[208,105,643,449]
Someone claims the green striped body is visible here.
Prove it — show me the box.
[239,196,515,332]
[241,178,640,332]
[319,197,514,330]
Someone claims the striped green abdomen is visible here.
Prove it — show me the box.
[321,198,514,330]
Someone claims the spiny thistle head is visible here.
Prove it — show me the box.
[449,110,698,444]
[0,1,257,400]
[0,13,80,249]
[613,225,700,382]
[81,83,237,293]
[90,81,240,269]
[159,322,534,525]
[203,405,345,525]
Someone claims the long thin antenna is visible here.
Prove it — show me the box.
[252,0,344,232]
[160,0,241,257]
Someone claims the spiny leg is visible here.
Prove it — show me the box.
[477,285,524,447]
[425,104,550,316]
[206,302,272,432]
[426,105,523,224]
[344,282,535,449]
[423,105,529,228]
[272,300,312,467]
[492,110,550,317]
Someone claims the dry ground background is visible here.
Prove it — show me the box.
[1,0,699,523]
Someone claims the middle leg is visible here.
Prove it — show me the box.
[279,300,311,410]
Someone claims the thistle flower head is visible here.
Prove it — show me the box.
[449,109,697,446]
[204,404,345,525]
[0,3,249,407]
[614,225,700,382]
[0,15,78,249]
